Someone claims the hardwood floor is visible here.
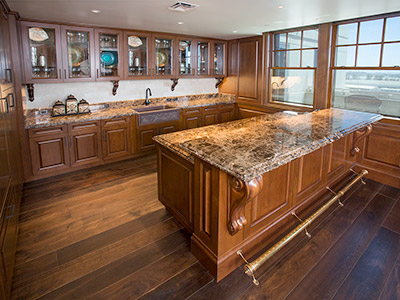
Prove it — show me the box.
[11,154,400,300]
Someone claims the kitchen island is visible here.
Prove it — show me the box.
[153,108,382,281]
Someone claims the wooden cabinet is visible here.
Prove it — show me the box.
[182,108,202,129]
[219,104,235,123]
[101,117,131,160]
[152,34,176,78]
[137,121,179,153]
[176,37,196,77]
[124,31,152,79]
[202,106,219,126]
[182,104,236,129]
[29,125,70,175]
[69,121,102,167]
[213,41,227,77]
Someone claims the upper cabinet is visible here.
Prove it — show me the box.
[21,21,227,83]
[21,22,63,83]
[124,32,151,79]
[95,29,123,81]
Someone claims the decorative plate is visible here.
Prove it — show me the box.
[156,50,167,67]
[100,51,118,67]
[69,47,85,66]
[179,41,189,51]
[128,36,143,47]
[29,27,49,42]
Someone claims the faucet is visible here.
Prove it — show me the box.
[145,88,152,106]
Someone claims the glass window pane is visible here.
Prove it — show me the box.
[335,46,356,67]
[287,31,302,49]
[301,49,317,67]
[385,16,400,42]
[155,38,172,75]
[274,33,286,50]
[214,43,225,75]
[67,30,91,78]
[358,19,384,44]
[99,33,119,78]
[179,40,192,75]
[273,51,285,67]
[128,36,148,76]
[332,69,400,118]
[287,50,300,67]
[198,42,209,75]
[337,23,358,45]
[356,44,381,67]
[271,69,314,106]
[382,43,400,67]
[302,30,319,48]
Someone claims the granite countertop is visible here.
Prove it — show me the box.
[25,95,235,129]
[153,109,383,182]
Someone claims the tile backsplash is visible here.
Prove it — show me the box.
[25,78,219,109]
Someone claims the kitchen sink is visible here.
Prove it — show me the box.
[133,105,180,126]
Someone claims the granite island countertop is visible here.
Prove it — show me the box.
[25,94,235,129]
[153,108,383,181]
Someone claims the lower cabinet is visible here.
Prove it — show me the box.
[137,121,179,153]
[182,108,202,130]
[202,106,219,126]
[182,103,236,130]
[101,117,131,160]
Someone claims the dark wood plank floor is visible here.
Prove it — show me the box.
[11,154,400,300]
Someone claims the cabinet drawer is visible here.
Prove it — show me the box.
[28,125,67,137]
[184,108,201,116]
[68,121,100,133]
[219,104,234,112]
[202,105,218,113]
[101,117,130,128]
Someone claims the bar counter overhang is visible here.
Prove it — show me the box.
[153,108,382,281]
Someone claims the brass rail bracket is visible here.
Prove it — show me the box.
[350,125,372,156]
[237,250,259,285]
[292,212,311,237]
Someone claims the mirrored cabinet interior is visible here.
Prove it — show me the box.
[197,41,210,76]
[61,26,95,81]
[214,42,226,76]
[125,32,150,78]
[21,22,63,82]
[154,36,174,77]
[96,29,122,80]
[178,39,195,76]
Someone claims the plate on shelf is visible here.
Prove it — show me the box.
[128,36,143,47]
[29,27,49,42]
[69,47,85,66]
[156,50,167,67]
[100,51,118,67]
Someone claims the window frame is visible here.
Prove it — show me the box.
[267,26,319,109]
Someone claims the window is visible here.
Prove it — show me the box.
[270,28,319,106]
[332,16,400,118]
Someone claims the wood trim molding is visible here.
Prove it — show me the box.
[350,125,373,156]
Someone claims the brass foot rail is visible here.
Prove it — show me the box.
[237,169,368,286]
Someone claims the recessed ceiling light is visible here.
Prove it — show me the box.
[178,21,184,25]
[278,5,284,9]
[91,9,101,14]
[233,30,238,33]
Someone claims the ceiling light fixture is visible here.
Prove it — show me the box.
[278,5,284,9]
[233,31,238,33]
[178,21,184,25]
[91,9,101,14]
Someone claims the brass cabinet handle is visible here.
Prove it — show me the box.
[59,69,62,79]
[6,204,15,219]
[5,69,12,83]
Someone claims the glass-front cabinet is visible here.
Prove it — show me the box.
[153,36,174,77]
[95,29,122,80]
[177,39,195,76]
[125,32,150,78]
[197,40,210,76]
[213,42,227,76]
[61,26,95,81]
[21,22,63,82]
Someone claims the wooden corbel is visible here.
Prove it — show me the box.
[26,84,34,102]
[350,125,373,156]
[112,80,119,96]
[170,78,179,91]
[228,176,263,235]
[215,77,224,89]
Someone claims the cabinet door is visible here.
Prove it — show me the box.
[153,35,175,77]
[213,41,227,77]
[102,117,131,160]
[21,22,63,83]
[95,29,123,80]
[197,40,211,76]
[61,26,95,81]
[69,122,102,167]
[219,104,235,123]
[160,123,179,134]
[177,38,195,77]
[184,115,202,129]
[202,106,219,126]
[29,127,70,175]
[124,31,151,79]
[137,127,158,152]
[0,16,13,91]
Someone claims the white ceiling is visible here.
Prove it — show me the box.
[7,0,400,39]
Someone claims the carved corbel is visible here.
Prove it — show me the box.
[215,77,224,89]
[26,84,34,102]
[350,125,373,156]
[112,80,119,96]
[171,78,179,91]
[228,176,263,235]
